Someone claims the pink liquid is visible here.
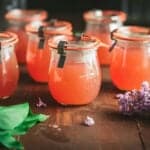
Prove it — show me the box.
[110,47,150,90]
[0,51,19,98]
[86,31,112,65]
[26,39,50,82]
[8,28,28,64]
[48,62,101,105]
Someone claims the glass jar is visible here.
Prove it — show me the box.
[0,0,27,20]
[25,20,73,83]
[83,9,127,65]
[110,26,150,90]
[48,35,101,105]
[5,9,48,64]
[0,31,19,99]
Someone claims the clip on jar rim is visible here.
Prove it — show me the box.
[48,34,100,51]
[25,19,72,36]
[0,32,18,47]
[112,26,150,42]
[83,9,127,23]
[5,9,48,23]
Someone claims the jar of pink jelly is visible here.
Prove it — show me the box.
[0,31,19,99]
[110,26,150,90]
[83,9,127,65]
[25,20,73,82]
[5,9,48,64]
[48,34,101,105]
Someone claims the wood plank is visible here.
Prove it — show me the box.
[137,118,150,150]
[0,66,142,150]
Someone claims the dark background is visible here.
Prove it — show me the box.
[27,0,121,12]
[0,0,150,31]
[27,0,122,31]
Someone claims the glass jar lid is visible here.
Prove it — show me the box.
[49,34,100,51]
[5,9,48,23]
[25,19,72,36]
[83,9,127,23]
[112,26,150,43]
[0,32,18,47]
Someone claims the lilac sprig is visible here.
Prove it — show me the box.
[36,97,47,108]
[116,81,150,115]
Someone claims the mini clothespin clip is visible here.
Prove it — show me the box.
[57,41,68,68]
[38,26,45,49]
[109,29,117,52]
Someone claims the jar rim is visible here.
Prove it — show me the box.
[112,26,150,43]
[25,20,72,36]
[0,32,18,47]
[48,34,100,51]
[5,9,48,23]
[83,9,127,23]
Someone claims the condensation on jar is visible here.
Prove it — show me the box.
[83,9,127,65]
[48,34,101,105]
[110,26,150,90]
[0,32,19,99]
[25,20,73,83]
[5,9,48,64]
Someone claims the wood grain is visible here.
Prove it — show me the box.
[0,66,146,150]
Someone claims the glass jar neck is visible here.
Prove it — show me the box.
[85,20,122,32]
[51,48,98,67]
[28,31,72,39]
[111,26,150,50]
[27,26,72,38]
[0,32,18,48]
[7,20,26,28]
[115,38,150,48]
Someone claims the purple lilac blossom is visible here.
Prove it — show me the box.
[84,116,95,126]
[36,97,47,108]
[116,81,150,115]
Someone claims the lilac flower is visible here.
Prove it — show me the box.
[36,97,47,108]
[116,94,124,99]
[84,116,95,126]
[141,81,150,90]
[116,81,150,115]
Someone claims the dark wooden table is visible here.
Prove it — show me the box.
[0,66,149,150]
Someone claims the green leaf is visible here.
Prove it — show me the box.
[0,103,29,130]
[0,102,49,150]
[12,110,49,135]
[0,132,24,150]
